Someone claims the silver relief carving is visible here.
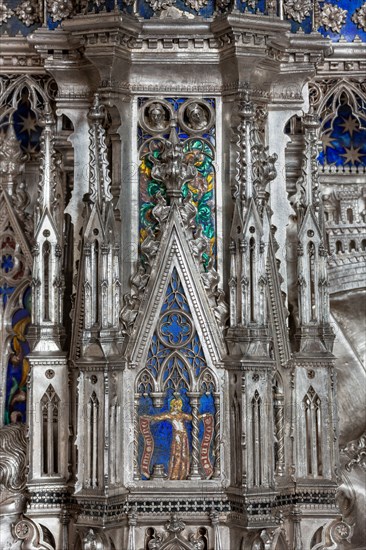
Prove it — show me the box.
[47,0,74,22]
[283,0,312,23]
[351,2,366,32]
[140,99,173,135]
[15,0,40,26]
[0,1,13,24]
[0,8,365,550]
[179,99,214,135]
[320,3,348,34]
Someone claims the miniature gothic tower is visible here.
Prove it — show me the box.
[226,89,279,519]
[1,3,364,548]
[26,103,70,517]
[288,104,339,538]
[73,94,122,495]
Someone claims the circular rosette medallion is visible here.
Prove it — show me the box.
[158,311,193,348]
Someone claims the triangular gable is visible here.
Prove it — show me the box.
[127,204,225,369]
[83,202,105,242]
[242,198,264,238]
[266,231,291,367]
[34,207,60,242]
[0,190,32,270]
[230,200,244,240]
[298,205,322,241]
[104,202,117,242]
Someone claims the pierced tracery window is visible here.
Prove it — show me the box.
[303,386,323,477]
[41,384,60,475]
[42,241,50,321]
[135,268,219,481]
[313,83,366,169]
[86,391,99,488]
[109,396,120,485]
[252,390,262,487]
[308,241,316,321]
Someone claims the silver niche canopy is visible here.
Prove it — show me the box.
[0,1,365,549]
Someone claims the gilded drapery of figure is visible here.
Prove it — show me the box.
[143,397,191,480]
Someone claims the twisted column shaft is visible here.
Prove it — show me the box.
[133,393,140,480]
[188,393,201,479]
[213,393,221,478]
[274,393,285,475]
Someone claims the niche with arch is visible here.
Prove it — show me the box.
[135,268,219,481]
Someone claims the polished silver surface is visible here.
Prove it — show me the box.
[0,5,365,549]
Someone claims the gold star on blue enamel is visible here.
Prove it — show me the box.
[340,146,365,165]
[18,112,38,135]
[23,142,39,155]
[321,131,336,150]
[340,116,359,137]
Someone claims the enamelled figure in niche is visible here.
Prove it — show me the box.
[140,397,213,480]
[142,397,192,480]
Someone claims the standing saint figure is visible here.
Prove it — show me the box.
[142,397,192,480]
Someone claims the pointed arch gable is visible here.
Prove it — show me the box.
[158,351,192,393]
[298,205,322,242]
[0,75,52,121]
[242,198,264,239]
[83,203,105,242]
[0,191,32,270]
[34,208,60,243]
[127,209,225,371]
[136,368,157,394]
[317,78,366,125]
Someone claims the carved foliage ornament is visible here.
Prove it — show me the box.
[147,515,205,550]
[284,0,312,23]
[0,0,13,23]
[0,0,78,26]
[146,0,208,13]
[15,0,40,26]
[351,2,366,32]
[47,0,74,22]
[320,3,348,34]
[146,0,174,12]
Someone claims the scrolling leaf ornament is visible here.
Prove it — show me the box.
[120,121,229,337]
[146,0,208,14]
[121,123,196,337]
[284,0,312,23]
[146,514,203,549]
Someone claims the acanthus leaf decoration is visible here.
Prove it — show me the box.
[234,87,255,208]
[289,105,321,222]
[150,122,197,202]
[88,93,113,209]
[36,103,62,231]
[121,119,228,337]
[250,115,277,219]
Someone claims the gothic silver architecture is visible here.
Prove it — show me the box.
[0,0,365,549]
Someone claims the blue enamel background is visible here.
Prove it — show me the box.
[1,0,366,42]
